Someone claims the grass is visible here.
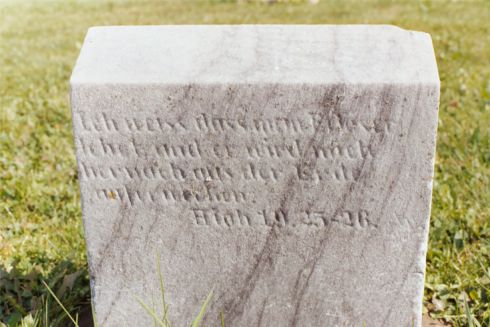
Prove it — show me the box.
[134,254,214,327]
[0,0,489,325]
[0,256,212,327]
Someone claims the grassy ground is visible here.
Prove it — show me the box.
[0,0,489,326]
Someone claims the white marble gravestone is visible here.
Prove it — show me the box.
[70,25,439,326]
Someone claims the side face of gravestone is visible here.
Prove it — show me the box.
[70,25,439,327]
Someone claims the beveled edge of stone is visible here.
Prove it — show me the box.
[70,25,439,86]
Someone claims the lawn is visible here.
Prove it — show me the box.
[0,0,489,326]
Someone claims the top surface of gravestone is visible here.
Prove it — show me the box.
[71,25,439,85]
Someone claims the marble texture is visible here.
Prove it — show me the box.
[70,25,439,326]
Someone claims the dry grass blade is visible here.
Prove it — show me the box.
[134,295,168,327]
[91,301,99,327]
[156,253,171,326]
[190,290,213,327]
[220,311,225,327]
[41,280,79,327]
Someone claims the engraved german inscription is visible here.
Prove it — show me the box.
[74,110,393,230]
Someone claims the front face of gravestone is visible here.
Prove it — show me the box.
[71,26,439,327]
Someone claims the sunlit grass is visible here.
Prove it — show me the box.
[0,0,489,325]
[0,253,214,327]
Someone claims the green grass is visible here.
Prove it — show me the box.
[0,0,489,326]
[0,256,212,327]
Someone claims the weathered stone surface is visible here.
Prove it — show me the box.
[70,25,439,326]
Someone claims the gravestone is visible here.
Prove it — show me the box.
[70,25,439,326]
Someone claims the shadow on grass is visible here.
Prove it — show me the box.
[0,260,91,326]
